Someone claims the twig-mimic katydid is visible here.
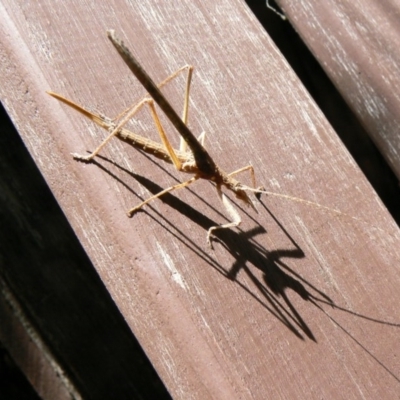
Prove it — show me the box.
[48,30,350,247]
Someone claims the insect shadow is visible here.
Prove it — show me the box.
[92,152,335,341]
[92,153,400,380]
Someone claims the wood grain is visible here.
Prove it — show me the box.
[0,101,170,398]
[276,0,400,180]
[1,0,400,398]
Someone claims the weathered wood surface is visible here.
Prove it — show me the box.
[276,0,400,180]
[1,0,400,398]
[0,276,76,400]
[0,101,170,398]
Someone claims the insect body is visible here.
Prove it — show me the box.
[48,30,348,247]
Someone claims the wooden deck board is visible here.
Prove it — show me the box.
[0,102,170,399]
[1,0,400,398]
[276,0,400,180]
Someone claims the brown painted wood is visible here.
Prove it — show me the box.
[247,0,400,226]
[0,102,171,398]
[0,277,76,400]
[276,0,400,180]
[1,0,400,398]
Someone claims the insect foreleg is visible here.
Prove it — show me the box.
[228,164,257,188]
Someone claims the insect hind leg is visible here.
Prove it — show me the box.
[72,97,153,161]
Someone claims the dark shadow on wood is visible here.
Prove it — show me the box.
[93,154,330,341]
[311,300,400,383]
[0,340,41,400]
[95,150,400,348]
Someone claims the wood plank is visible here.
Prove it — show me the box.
[0,102,171,398]
[1,0,400,398]
[0,276,78,400]
[275,0,400,179]
[247,0,400,225]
